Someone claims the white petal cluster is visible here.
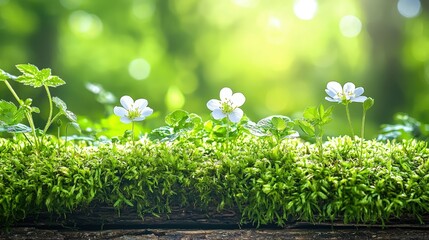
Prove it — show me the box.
[113,95,153,123]
[207,87,246,123]
[325,81,367,104]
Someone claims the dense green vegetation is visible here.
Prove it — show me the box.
[1,1,428,137]
[1,134,429,227]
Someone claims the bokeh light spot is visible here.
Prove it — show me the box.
[128,58,151,80]
[397,0,421,18]
[68,11,103,38]
[339,15,362,38]
[165,86,185,110]
[132,0,155,21]
[293,0,318,20]
[266,16,287,44]
[60,0,83,9]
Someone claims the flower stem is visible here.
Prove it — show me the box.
[345,103,354,136]
[360,108,367,160]
[132,121,135,146]
[361,109,366,141]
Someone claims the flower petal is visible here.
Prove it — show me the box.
[325,89,337,98]
[354,87,364,96]
[212,109,226,120]
[228,108,244,123]
[352,96,367,103]
[135,99,148,109]
[133,116,145,121]
[325,96,340,103]
[207,99,221,111]
[120,96,134,110]
[343,82,356,93]
[232,93,245,107]
[326,81,342,94]
[141,107,153,117]
[113,107,127,117]
[219,87,233,100]
[120,116,132,124]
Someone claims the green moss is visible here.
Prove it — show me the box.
[0,135,429,227]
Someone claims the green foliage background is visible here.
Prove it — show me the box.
[0,0,428,137]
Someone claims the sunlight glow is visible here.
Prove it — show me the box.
[232,0,259,8]
[268,16,282,28]
[68,11,103,38]
[293,0,318,20]
[339,15,362,38]
[128,58,151,80]
[397,0,421,18]
[266,16,286,44]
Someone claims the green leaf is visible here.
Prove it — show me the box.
[69,122,81,133]
[53,96,77,122]
[65,110,77,122]
[296,119,315,136]
[320,105,333,125]
[303,106,317,121]
[0,123,32,133]
[0,100,25,125]
[271,117,287,131]
[15,64,65,88]
[363,97,374,111]
[16,63,39,75]
[53,96,67,112]
[165,109,189,126]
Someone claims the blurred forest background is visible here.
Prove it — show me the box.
[0,0,428,138]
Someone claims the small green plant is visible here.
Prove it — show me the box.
[0,64,79,149]
[296,104,333,159]
[378,113,429,141]
[245,115,298,144]
[149,109,203,142]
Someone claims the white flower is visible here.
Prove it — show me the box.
[207,87,246,123]
[325,81,367,104]
[113,95,153,123]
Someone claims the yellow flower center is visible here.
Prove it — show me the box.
[220,99,235,114]
[127,106,142,120]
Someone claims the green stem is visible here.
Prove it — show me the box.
[43,85,53,133]
[3,80,38,147]
[360,109,367,160]
[345,103,354,136]
[316,126,323,160]
[226,121,230,151]
[44,113,62,133]
[361,110,366,140]
[4,80,21,103]
[132,121,135,146]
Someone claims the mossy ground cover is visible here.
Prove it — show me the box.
[1,135,429,227]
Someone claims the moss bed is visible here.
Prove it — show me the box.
[1,135,429,228]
